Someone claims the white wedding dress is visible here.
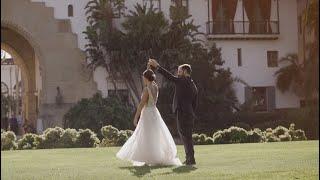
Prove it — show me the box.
[116,84,182,166]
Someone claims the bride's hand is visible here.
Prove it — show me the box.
[148,59,159,68]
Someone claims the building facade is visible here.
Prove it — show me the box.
[2,0,302,129]
[30,0,301,111]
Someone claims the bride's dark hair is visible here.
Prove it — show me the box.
[143,69,156,81]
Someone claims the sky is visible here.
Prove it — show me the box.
[1,50,12,59]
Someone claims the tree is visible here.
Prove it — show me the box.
[84,0,127,101]
[83,2,242,133]
[301,0,319,104]
[63,93,133,139]
[274,54,304,97]
[275,0,319,106]
[274,1,319,138]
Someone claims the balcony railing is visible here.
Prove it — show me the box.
[206,20,279,35]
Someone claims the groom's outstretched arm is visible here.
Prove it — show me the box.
[149,59,179,82]
[157,66,179,82]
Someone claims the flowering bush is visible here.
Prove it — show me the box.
[1,130,17,150]
[76,129,100,148]
[100,125,132,147]
[17,133,41,150]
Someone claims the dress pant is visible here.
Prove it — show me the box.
[176,110,195,162]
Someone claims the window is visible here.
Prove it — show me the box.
[243,0,273,34]
[68,5,73,17]
[208,0,279,35]
[237,48,242,66]
[211,0,237,34]
[143,0,161,12]
[251,1,265,33]
[251,87,267,111]
[245,86,275,112]
[108,89,129,103]
[267,51,278,67]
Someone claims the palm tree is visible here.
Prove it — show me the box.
[274,54,304,97]
[302,0,319,101]
[84,0,126,101]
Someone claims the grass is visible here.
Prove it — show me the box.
[1,141,319,180]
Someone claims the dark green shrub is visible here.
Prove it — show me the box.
[273,126,289,137]
[17,133,40,150]
[101,125,119,140]
[227,126,248,143]
[116,130,129,146]
[191,133,213,145]
[204,137,214,145]
[288,123,307,141]
[233,111,283,127]
[59,128,79,148]
[99,138,113,147]
[279,133,292,141]
[292,129,307,141]
[76,129,100,148]
[285,107,318,139]
[1,131,17,150]
[123,130,133,138]
[100,125,132,147]
[199,134,207,143]
[265,132,280,142]
[41,127,64,149]
[213,126,249,144]
[247,128,263,143]
[192,134,201,145]
[212,130,229,144]
[34,135,44,149]
[232,122,251,130]
[265,128,273,133]
[63,94,134,139]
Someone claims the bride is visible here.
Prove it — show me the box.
[116,68,182,166]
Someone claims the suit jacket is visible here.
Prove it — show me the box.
[157,66,198,117]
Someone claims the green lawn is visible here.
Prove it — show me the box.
[1,141,319,180]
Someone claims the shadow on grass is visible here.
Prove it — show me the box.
[119,165,197,177]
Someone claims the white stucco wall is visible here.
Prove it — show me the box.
[29,0,300,109]
[93,66,109,98]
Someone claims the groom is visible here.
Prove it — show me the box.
[148,59,198,165]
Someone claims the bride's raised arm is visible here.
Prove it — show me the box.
[133,88,149,126]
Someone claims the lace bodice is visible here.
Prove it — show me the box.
[145,83,158,107]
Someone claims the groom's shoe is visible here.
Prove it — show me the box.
[186,158,196,166]
[183,159,196,166]
[186,162,196,166]
[182,160,187,165]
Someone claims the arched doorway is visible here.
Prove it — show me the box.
[1,50,29,134]
[1,0,97,133]
[1,27,39,131]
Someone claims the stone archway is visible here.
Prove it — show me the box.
[1,41,36,127]
[1,26,38,128]
[1,0,97,130]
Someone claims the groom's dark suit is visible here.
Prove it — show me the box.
[156,66,198,163]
